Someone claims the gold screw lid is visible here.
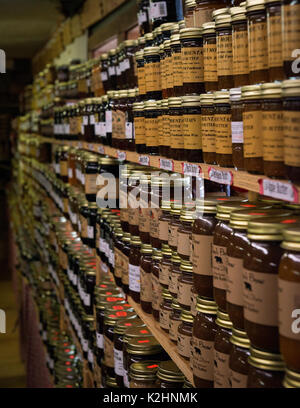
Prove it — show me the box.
[202,21,216,34]
[126,336,163,355]
[242,84,262,99]
[282,79,300,97]
[130,235,142,245]
[283,368,300,388]
[214,90,230,103]
[181,95,201,107]
[216,309,233,329]
[247,215,300,240]
[132,101,144,111]
[170,33,181,46]
[180,27,202,39]
[180,207,194,222]
[144,100,157,110]
[161,244,172,256]
[152,248,162,260]
[179,259,193,273]
[141,244,153,254]
[171,298,182,310]
[168,96,182,108]
[230,6,246,21]
[171,251,182,264]
[229,207,290,229]
[162,288,173,300]
[196,296,218,314]
[157,360,185,382]
[129,361,160,382]
[200,92,215,105]
[161,22,177,32]
[215,13,232,27]
[248,347,285,371]
[114,319,144,335]
[123,326,152,342]
[261,82,282,98]
[212,8,230,19]
[144,46,160,56]
[216,200,256,220]
[180,309,194,323]
[195,196,244,214]
[246,0,266,12]
[281,226,300,251]
[230,328,250,349]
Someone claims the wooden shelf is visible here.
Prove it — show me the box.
[38,136,300,204]
[128,296,194,385]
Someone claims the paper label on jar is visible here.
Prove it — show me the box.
[149,1,167,19]
[139,207,150,233]
[168,224,179,248]
[248,21,268,71]
[231,121,244,144]
[227,256,244,307]
[160,262,171,286]
[214,349,231,388]
[169,269,179,296]
[283,111,300,167]
[114,348,124,376]
[177,331,192,359]
[203,43,217,82]
[101,71,108,82]
[125,122,133,139]
[217,34,233,77]
[121,254,129,285]
[178,280,192,308]
[105,110,112,133]
[140,267,152,302]
[177,230,191,258]
[262,111,284,162]
[194,7,213,27]
[278,279,300,340]
[159,219,169,242]
[150,208,162,239]
[212,244,227,290]
[230,369,248,388]
[169,317,181,341]
[134,116,145,145]
[243,110,263,158]
[145,61,161,93]
[283,4,300,61]
[193,337,214,381]
[192,234,213,277]
[114,248,123,278]
[172,52,183,87]
[128,208,139,227]
[60,161,68,177]
[170,115,184,149]
[145,117,159,147]
[232,29,249,75]
[162,115,170,146]
[85,173,98,195]
[268,15,283,68]
[138,10,147,25]
[214,114,232,155]
[159,305,171,330]
[152,273,162,310]
[104,336,114,368]
[243,268,278,326]
[201,114,215,153]
[166,56,174,89]
[129,264,140,293]
[183,114,202,150]
[182,46,204,83]
[87,225,94,239]
[120,208,128,223]
[137,66,146,95]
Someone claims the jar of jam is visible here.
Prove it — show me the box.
[160,244,172,289]
[151,248,163,321]
[169,251,182,298]
[156,360,185,388]
[282,0,300,79]
[279,226,300,372]
[214,91,233,167]
[170,34,183,97]
[106,91,114,147]
[129,361,160,388]
[244,215,300,352]
[231,6,249,87]
[144,47,162,100]
[140,244,153,314]
[178,309,194,360]
[177,207,194,261]
[202,22,217,92]
[193,297,218,387]
[113,228,124,288]
[121,232,131,295]
[182,95,203,162]
[100,53,109,93]
[246,0,269,84]
[144,100,159,155]
[133,102,146,154]
[108,49,117,90]
[160,99,170,157]
[215,14,234,90]
[158,200,172,246]
[129,235,142,303]
[230,87,244,170]
[164,40,174,97]
[180,28,204,95]
[169,299,183,342]
[159,288,173,332]
[242,84,263,174]
[136,51,146,99]
[201,93,216,164]
[185,0,196,27]
[261,82,285,179]
[282,79,300,185]
[160,44,167,99]
[195,0,231,27]
[229,328,250,387]
[168,202,182,252]
[214,309,233,388]
[283,369,300,388]
[168,97,184,160]
[86,202,97,249]
[178,260,194,311]
[247,347,285,388]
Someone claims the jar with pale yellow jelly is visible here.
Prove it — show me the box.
[202,22,217,92]
[229,328,250,388]
[182,95,203,163]
[215,13,234,91]
[214,309,233,388]
[214,91,233,167]
[201,93,216,164]
[282,0,300,79]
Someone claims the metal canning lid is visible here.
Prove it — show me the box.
[283,369,300,388]
[145,32,154,40]
[138,35,146,44]
[127,336,163,355]
[122,232,131,243]
[144,100,157,110]
[107,90,115,98]
[162,288,173,300]
[170,33,181,45]
[132,102,144,111]
[246,0,266,12]
[281,79,300,97]
[157,360,185,382]
[229,207,290,229]
[261,82,282,98]
[100,53,108,60]
[141,244,153,254]
[135,50,144,60]
[281,226,300,251]
[200,93,214,105]
[104,310,137,326]
[195,196,242,214]
[212,7,230,18]
[163,39,171,49]
[241,84,261,99]
[215,14,232,26]
[185,0,196,8]
[181,95,201,107]
[230,328,250,349]
[216,309,233,329]
[108,48,116,56]
[82,314,94,323]
[123,327,152,342]
[180,27,202,39]
[248,347,285,371]
[230,6,246,21]
[180,309,194,323]
[144,46,160,56]
[196,296,218,314]
[214,90,230,103]
[180,208,194,222]
[216,200,253,220]
[161,22,177,31]
[161,99,169,109]
[119,89,129,98]
[168,96,182,107]
[161,244,172,256]
[95,296,125,309]
[247,215,300,240]
[114,319,144,335]
[124,39,137,47]
[230,87,242,101]
[202,21,216,34]
[130,235,142,245]
[258,196,283,207]
[152,248,162,260]
[128,88,136,97]
[129,361,160,381]
[171,298,182,310]
[171,251,182,264]
[180,259,193,273]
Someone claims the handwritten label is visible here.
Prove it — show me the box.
[117,151,127,161]
[139,155,150,166]
[259,179,298,203]
[159,158,174,171]
[182,162,202,177]
[208,167,233,185]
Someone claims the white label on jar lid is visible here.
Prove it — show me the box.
[114,348,124,376]
[87,225,94,239]
[129,264,140,293]
[150,1,167,19]
[125,122,133,139]
[231,121,244,144]
[96,332,104,349]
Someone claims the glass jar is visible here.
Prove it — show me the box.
[261,82,285,179]
[230,87,244,170]
[177,207,194,261]
[282,0,300,79]
[180,28,204,95]
[185,0,196,27]
[193,297,218,387]
[229,328,250,387]
[242,84,263,174]
[169,251,182,298]
[168,97,184,160]
[156,360,185,388]
[178,260,194,311]
[149,0,181,30]
[86,202,97,249]
[121,232,131,295]
[282,79,300,185]
[214,91,233,167]
[182,95,203,162]
[214,309,233,388]
[133,102,146,154]
[140,244,153,314]
[159,288,173,332]
[129,236,142,303]
[195,0,231,27]
[160,244,172,289]
[123,40,138,89]
[139,175,151,244]
[168,203,182,252]
[170,33,183,97]
[83,153,98,202]
[283,369,300,388]
[164,40,174,98]
[159,200,172,246]
[138,0,151,35]
[177,310,194,360]
[144,100,159,155]
[100,53,109,93]
[169,299,183,342]
[151,249,163,321]
[247,347,285,388]
[246,0,269,84]
[160,99,170,157]
[202,22,217,92]
[136,51,146,100]
[215,14,234,90]
[129,361,160,388]
[200,93,216,164]
[144,46,162,100]
[59,145,69,183]
[108,49,117,90]
[231,6,249,87]
[114,228,124,288]
[106,91,114,147]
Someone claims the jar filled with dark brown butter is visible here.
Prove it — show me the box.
[214,91,233,167]
[214,309,233,388]
[177,310,194,360]
[159,288,173,333]
[229,328,250,387]
[215,14,234,90]
[160,99,170,157]
[177,206,194,261]
[170,34,183,97]
[140,243,153,314]
[151,248,163,321]
[135,51,146,100]
[164,40,174,98]
[231,6,249,87]
[282,0,300,79]
[121,232,131,295]
[169,298,183,343]
[169,251,182,298]
[129,236,142,303]
[139,175,151,245]
[178,260,193,311]
[133,102,146,154]
[129,361,159,388]
[160,244,172,289]
[168,97,184,160]
[201,93,216,164]
[144,46,162,100]
[202,22,217,92]
[168,202,182,252]
[182,95,203,162]
[159,200,172,247]
[144,100,159,155]
[230,87,244,170]
[156,360,185,388]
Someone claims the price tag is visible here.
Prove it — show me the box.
[88,143,94,151]
[98,145,105,154]
[159,158,174,171]
[182,162,202,177]
[78,142,83,149]
[259,179,298,203]
[208,167,233,185]
[139,155,150,166]
[117,151,127,161]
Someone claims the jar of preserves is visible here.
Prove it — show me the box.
[168,97,184,160]
[178,260,193,311]
[170,34,183,96]
[121,232,131,295]
[265,0,283,81]
[247,347,285,388]
[282,0,300,79]
[177,207,194,261]
[164,40,174,97]
[133,102,146,154]
[201,93,216,164]
[160,99,170,157]
[177,309,194,360]
[182,95,203,162]
[168,202,182,252]
[169,299,183,342]
[156,360,185,388]
[169,251,182,298]
[123,40,138,89]
[144,47,162,100]
[108,49,117,90]
[113,228,124,288]
[193,297,218,388]
[129,235,142,303]
[282,79,300,185]
[160,44,167,99]
[185,0,196,27]
[136,51,146,100]
[144,100,159,155]
[129,361,160,388]
[138,0,150,35]
[160,244,172,289]
[242,84,263,174]
[214,91,233,167]
[215,14,234,90]
[202,22,217,92]
[106,91,114,147]
[180,28,204,95]
[261,82,285,179]
[230,88,244,170]
[59,145,69,183]
[279,226,300,372]
[246,0,269,84]
[214,309,233,388]
[231,6,249,87]
[159,288,173,332]
[140,244,153,314]
[244,215,300,352]
[100,54,109,93]
[229,328,250,387]
[86,202,97,249]
[283,369,300,388]
[159,200,172,246]
[125,89,136,152]
[151,248,163,321]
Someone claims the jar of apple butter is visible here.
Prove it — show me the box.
[164,40,174,98]
[214,309,233,388]
[182,95,203,162]
[229,328,250,387]
[215,14,234,90]
[159,200,172,246]
[159,288,173,332]
[283,369,300,388]
[160,244,172,289]
[144,47,162,100]
[265,0,283,81]
[214,91,233,167]
[144,100,159,155]
[168,202,182,252]
[282,0,300,79]
[139,243,153,314]
[177,310,194,360]
[169,299,183,343]
[178,260,193,311]
[231,6,249,87]
[135,51,146,99]
[201,93,216,164]
[169,251,182,298]
[202,22,217,92]
[121,232,131,295]
[160,99,170,156]
[192,297,218,388]
[177,207,194,261]
[151,248,163,321]
[129,362,160,388]
[156,360,185,388]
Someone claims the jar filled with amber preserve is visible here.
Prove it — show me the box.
[247,347,285,388]
[214,91,233,167]
[144,47,162,100]
[168,97,184,160]
[156,360,185,388]
[229,328,250,388]
[282,0,300,79]
[231,6,249,87]
[200,93,216,164]
[182,95,203,162]
[177,310,194,361]
[202,22,217,92]
[215,14,234,90]
[193,297,218,388]
[178,260,193,311]
[282,79,300,185]
[140,243,153,314]
[214,309,233,388]
[170,33,183,97]
[129,361,159,388]
[283,369,300,388]
[230,87,244,170]
[144,100,159,155]
[279,226,300,372]
[151,249,163,321]
[169,299,182,343]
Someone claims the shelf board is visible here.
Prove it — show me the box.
[127,296,194,385]
[38,136,300,204]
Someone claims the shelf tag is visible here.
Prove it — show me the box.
[259,179,298,203]
[98,145,105,154]
[159,158,174,171]
[208,167,233,185]
[88,143,94,151]
[117,151,127,161]
[78,142,83,149]
[182,162,202,177]
[139,155,150,166]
